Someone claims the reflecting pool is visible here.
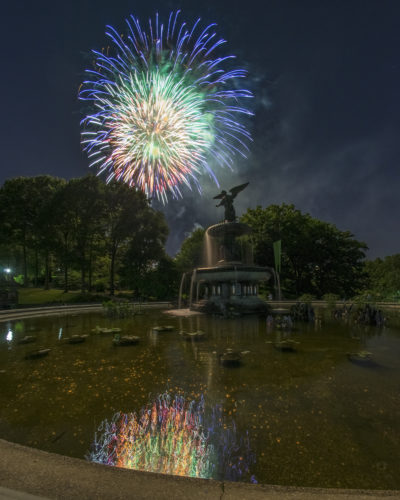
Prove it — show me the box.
[0,309,399,488]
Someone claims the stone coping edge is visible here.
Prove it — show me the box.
[0,439,399,500]
[267,301,400,310]
[0,302,172,323]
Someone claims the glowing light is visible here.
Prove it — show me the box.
[6,330,13,342]
[4,268,11,274]
[80,11,252,202]
[88,393,256,482]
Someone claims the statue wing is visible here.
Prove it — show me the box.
[229,182,249,197]
[213,192,225,199]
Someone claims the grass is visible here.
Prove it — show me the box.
[18,288,85,305]
[17,288,135,306]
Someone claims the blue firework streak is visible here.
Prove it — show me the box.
[80,11,253,203]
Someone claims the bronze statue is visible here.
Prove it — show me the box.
[213,182,249,222]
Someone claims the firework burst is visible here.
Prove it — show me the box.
[80,11,252,202]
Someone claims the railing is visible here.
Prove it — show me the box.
[266,299,400,310]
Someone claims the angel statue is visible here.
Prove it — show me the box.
[213,182,249,222]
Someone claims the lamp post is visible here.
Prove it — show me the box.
[3,268,12,283]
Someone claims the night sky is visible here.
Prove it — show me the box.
[1,0,399,258]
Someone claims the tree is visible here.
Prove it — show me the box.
[103,182,167,296]
[241,204,367,298]
[365,254,400,300]
[120,209,169,298]
[0,178,32,284]
[63,176,106,292]
[147,257,180,300]
[48,180,82,292]
[32,177,65,289]
[0,176,64,285]
[0,174,176,299]
[174,228,205,274]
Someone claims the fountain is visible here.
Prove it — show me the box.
[186,183,272,315]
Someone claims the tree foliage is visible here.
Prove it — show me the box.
[241,204,367,298]
[0,176,65,285]
[174,228,205,274]
[106,183,168,297]
[365,255,400,300]
[0,175,170,296]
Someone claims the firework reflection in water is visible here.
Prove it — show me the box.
[88,393,256,482]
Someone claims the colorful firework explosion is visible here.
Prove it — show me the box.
[80,11,252,202]
[87,393,256,482]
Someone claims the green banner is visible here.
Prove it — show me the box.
[273,240,281,273]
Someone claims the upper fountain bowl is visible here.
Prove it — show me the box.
[206,221,252,238]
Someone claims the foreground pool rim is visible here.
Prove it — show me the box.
[1,304,400,499]
[1,438,399,500]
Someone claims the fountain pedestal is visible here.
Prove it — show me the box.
[188,221,272,315]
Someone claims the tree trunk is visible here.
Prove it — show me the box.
[22,235,28,286]
[34,247,38,287]
[64,263,68,293]
[88,241,93,292]
[44,251,50,290]
[63,233,69,293]
[80,249,86,293]
[81,265,86,293]
[109,244,117,296]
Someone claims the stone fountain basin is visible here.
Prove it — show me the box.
[195,265,271,282]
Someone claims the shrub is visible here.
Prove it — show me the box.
[322,293,340,308]
[93,279,107,293]
[298,293,315,305]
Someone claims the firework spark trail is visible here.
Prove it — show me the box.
[80,11,253,202]
[87,393,256,481]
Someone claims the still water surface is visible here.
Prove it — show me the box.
[0,309,399,488]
